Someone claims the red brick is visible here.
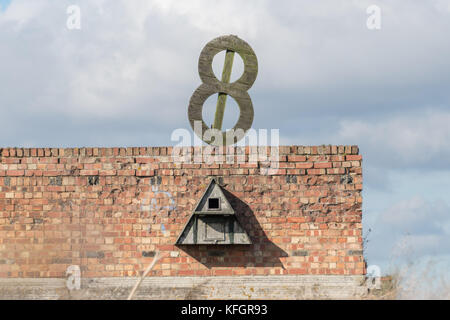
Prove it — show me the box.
[136,158,154,164]
[136,170,154,177]
[288,155,307,162]
[99,170,117,176]
[6,170,24,176]
[307,169,325,175]
[296,162,313,169]
[0,145,363,278]
[80,170,99,176]
[314,162,332,169]
[214,269,233,276]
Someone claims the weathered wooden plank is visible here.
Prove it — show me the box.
[213,49,235,130]
[188,35,258,146]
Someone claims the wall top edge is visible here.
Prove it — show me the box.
[0,145,359,158]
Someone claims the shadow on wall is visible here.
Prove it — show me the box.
[177,188,288,269]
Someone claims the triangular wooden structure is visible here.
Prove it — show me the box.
[176,179,251,245]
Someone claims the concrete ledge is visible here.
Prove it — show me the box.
[0,275,368,300]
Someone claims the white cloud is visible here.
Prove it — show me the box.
[0,0,46,28]
[1,0,449,151]
[368,196,450,265]
[2,0,450,121]
[381,196,449,234]
[336,110,450,169]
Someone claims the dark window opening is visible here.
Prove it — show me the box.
[208,198,220,210]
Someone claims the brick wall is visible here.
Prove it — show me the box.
[0,145,364,279]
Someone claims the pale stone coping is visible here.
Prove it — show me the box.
[0,275,365,287]
[0,275,368,300]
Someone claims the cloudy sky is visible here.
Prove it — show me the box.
[1,0,450,275]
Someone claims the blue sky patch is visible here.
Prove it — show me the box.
[0,0,12,11]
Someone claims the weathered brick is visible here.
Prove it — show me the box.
[6,170,24,176]
[296,162,313,169]
[80,170,99,176]
[314,162,332,169]
[288,155,307,162]
[346,155,362,161]
[0,145,363,279]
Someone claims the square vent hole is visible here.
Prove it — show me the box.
[208,198,220,210]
